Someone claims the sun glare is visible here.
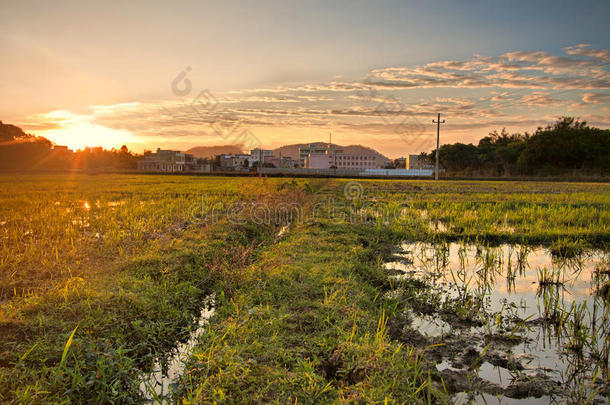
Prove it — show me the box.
[35,110,141,151]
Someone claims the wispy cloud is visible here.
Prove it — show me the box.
[367,48,609,90]
[565,44,610,62]
[580,92,610,104]
[26,45,610,156]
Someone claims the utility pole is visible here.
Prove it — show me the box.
[432,113,445,180]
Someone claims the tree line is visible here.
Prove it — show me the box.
[422,117,610,177]
[0,121,138,171]
[2,117,609,176]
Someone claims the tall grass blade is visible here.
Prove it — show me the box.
[59,325,78,368]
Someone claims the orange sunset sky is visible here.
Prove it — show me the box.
[2,1,609,158]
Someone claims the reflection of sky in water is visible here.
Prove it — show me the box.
[453,392,551,405]
[139,294,215,401]
[386,242,610,395]
[387,243,608,320]
[409,312,452,337]
[395,243,606,298]
[477,362,514,387]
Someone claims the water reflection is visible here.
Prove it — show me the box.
[385,242,609,402]
[139,294,215,403]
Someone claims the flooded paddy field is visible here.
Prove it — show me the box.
[384,242,610,404]
[1,175,609,403]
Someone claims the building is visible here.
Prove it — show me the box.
[330,152,384,169]
[138,148,186,172]
[305,153,331,169]
[305,149,389,170]
[263,155,297,168]
[235,154,251,164]
[298,143,331,166]
[393,157,406,169]
[138,148,209,172]
[194,159,212,172]
[248,149,273,166]
[406,154,434,170]
[218,154,250,170]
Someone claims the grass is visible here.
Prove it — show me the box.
[175,221,443,403]
[0,174,608,402]
[0,174,304,403]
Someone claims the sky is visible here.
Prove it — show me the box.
[1,0,609,158]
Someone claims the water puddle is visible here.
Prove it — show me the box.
[139,294,215,403]
[385,242,610,402]
[276,225,289,238]
[477,362,514,387]
[453,392,551,404]
[437,360,514,387]
[410,311,452,337]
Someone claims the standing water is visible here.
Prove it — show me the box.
[384,242,610,403]
[139,294,215,402]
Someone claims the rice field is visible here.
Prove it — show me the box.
[383,242,609,403]
[0,174,608,403]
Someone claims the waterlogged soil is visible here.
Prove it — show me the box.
[383,242,610,404]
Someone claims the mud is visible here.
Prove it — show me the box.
[383,242,610,403]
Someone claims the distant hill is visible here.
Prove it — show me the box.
[273,142,390,161]
[184,141,390,163]
[184,144,244,158]
[0,121,33,143]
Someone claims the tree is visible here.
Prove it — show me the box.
[422,117,609,176]
[518,117,610,174]
[0,121,34,142]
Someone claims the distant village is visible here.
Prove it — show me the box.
[0,121,440,175]
[136,143,435,177]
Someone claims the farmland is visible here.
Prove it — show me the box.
[0,174,609,403]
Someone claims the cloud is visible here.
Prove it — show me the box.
[502,51,549,63]
[366,47,609,90]
[521,92,570,107]
[580,92,610,104]
[24,45,610,154]
[565,44,610,62]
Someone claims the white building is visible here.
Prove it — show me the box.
[248,149,273,166]
[305,149,388,169]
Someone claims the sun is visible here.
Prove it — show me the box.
[33,110,142,151]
